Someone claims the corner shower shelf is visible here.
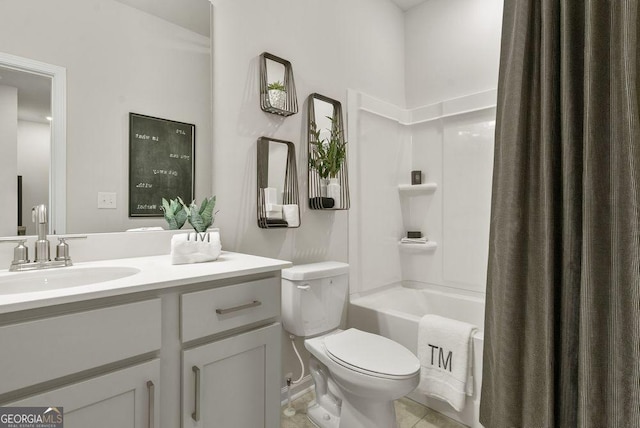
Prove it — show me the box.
[398,241,438,251]
[397,183,437,195]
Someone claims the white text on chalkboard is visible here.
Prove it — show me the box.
[169,153,191,160]
[135,133,159,141]
[137,204,157,210]
[176,129,186,135]
[136,183,153,188]
[153,169,179,176]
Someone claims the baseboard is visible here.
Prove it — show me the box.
[280,375,313,406]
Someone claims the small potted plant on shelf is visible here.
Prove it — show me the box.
[267,80,287,110]
[309,117,347,208]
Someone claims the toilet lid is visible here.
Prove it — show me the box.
[324,329,420,379]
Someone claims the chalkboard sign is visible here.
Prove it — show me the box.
[129,113,195,217]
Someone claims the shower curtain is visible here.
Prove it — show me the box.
[480,1,640,428]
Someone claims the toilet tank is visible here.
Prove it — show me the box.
[281,261,349,337]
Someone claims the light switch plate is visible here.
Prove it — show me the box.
[97,192,117,209]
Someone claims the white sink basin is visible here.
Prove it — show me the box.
[0,266,141,294]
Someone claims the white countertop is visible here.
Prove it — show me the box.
[0,251,292,315]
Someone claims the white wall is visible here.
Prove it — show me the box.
[17,121,51,236]
[211,0,405,260]
[405,0,503,108]
[211,0,405,390]
[0,85,18,236]
[0,0,211,234]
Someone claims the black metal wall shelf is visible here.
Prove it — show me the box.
[259,52,298,117]
[257,137,300,228]
[307,93,350,210]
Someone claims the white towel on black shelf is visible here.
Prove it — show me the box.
[416,314,477,411]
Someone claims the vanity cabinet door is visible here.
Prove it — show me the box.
[182,323,281,428]
[6,359,159,428]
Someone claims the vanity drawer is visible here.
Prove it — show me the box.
[0,299,161,395]
[181,276,280,342]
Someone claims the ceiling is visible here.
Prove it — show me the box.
[0,66,51,124]
[113,0,210,37]
[390,0,429,11]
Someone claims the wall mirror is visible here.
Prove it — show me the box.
[256,137,300,229]
[307,93,350,210]
[0,0,212,237]
[259,52,298,117]
[0,55,65,237]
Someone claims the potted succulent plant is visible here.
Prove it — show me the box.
[181,196,218,235]
[267,80,287,110]
[161,197,188,230]
[309,117,347,207]
[168,196,221,265]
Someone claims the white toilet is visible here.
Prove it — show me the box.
[281,262,420,428]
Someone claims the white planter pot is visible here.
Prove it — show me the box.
[327,178,341,208]
[268,89,286,110]
[320,179,328,198]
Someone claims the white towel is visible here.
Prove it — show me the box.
[282,204,299,227]
[171,231,221,265]
[265,203,283,220]
[263,187,278,205]
[416,314,477,411]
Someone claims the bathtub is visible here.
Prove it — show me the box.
[348,282,485,428]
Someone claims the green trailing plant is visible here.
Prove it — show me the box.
[161,197,188,230]
[267,80,286,92]
[180,196,218,233]
[309,116,347,179]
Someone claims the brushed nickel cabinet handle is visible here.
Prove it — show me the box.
[192,366,201,422]
[146,380,155,428]
[215,300,262,315]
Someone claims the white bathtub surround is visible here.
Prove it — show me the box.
[282,204,300,228]
[347,89,496,297]
[170,230,221,265]
[416,315,477,411]
[348,282,484,428]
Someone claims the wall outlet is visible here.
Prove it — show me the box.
[97,192,117,209]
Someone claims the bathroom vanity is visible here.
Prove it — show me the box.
[0,251,290,428]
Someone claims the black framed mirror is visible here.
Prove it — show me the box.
[257,137,300,228]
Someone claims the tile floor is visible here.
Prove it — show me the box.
[281,390,467,428]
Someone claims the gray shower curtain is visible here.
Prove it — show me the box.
[480,1,640,427]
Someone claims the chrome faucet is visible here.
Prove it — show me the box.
[0,204,87,272]
[33,204,50,263]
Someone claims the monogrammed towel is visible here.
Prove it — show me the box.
[416,314,477,411]
[170,231,221,265]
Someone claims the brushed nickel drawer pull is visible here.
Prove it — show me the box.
[146,380,155,428]
[215,300,262,315]
[192,366,200,422]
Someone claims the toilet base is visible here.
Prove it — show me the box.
[307,394,399,428]
[338,392,398,428]
[307,401,340,428]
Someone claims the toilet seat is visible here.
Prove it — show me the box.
[324,329,420,380]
